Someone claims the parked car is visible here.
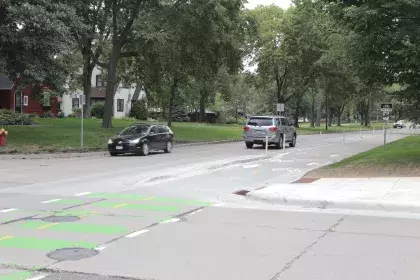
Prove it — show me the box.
[393,120,405,129]
[243,116,297,149]
[108,123,174,156]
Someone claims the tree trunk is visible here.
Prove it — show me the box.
[102,46,121,128]
[337,111,342,126]
[199,89,206,123]
[294,96,302,128]
[82,43,94,118]
[316,104,322,127]
[311,94,315,127]
[167,77,178,127]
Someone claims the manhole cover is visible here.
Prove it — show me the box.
[47,248,98,261]
[42,216,80,223]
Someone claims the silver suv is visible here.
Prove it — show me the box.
[243,116,297,149]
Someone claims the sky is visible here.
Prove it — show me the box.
[244,0,292,10]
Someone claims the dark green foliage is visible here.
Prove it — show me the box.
[91,102,105,119]
[0,109,33,125]
[171,89,190,123]
[130,99,148,120]
[42,111,54,118]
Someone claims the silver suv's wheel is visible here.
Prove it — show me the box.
[289,134,297,147]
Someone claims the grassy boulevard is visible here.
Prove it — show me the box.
[0,118,386,154]
[306,136,420,178]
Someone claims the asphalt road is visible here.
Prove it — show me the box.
[1,130,419,280]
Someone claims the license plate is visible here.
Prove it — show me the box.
[116,146,123,150]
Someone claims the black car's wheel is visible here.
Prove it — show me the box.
[110,152,118,157]
[164,141,173,153]
[289,133,297,147]
[245,142,253,149]
[140,142,150,156]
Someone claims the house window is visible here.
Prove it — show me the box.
[96,75,106,87]
[117,99,124,112]
[23,96,28,106]
[72,98,79,108]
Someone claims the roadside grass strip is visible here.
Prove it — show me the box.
[0,271,32,280]
[91,201,180,212]
[0,236,96,250]
[86,193,213,206]
[20,221,128,234]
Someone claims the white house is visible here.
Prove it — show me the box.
[61,67,145,118]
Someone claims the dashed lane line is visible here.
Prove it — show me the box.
[41,199,61,204]
[125,230,150,238]
[0,209,17,213]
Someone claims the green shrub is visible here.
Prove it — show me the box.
[91,102,105,119]
[72,108,82,118]
[43,111,54,118]
[0,109,34,125]
[130,99,148,120]
[57,111,65,118]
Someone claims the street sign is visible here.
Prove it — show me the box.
[276,103,284,112]
[79,94,86,105]
[380,103,393,112]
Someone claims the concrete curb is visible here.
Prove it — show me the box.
[0,139,243,160]
[246,192,420,213]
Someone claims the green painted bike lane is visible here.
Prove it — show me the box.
[0,271,32,280]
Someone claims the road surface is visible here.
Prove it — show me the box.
[1,130,419,280]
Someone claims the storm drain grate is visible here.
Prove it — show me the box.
[42,216,80,223]
[47,248,98,261]
[233,190,250,196]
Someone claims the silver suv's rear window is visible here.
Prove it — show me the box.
[247,118,273,126]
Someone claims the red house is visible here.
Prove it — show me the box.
[0,74,60,116]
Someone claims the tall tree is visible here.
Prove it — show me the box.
[0,0,82,90]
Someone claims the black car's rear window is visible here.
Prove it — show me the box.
[247,118,273,126]
[120,125,150,135]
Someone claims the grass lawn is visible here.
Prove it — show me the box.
[0,118,388,154]
[306,136,420,178]
[0,118,244,154]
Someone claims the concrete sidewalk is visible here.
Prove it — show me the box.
[247,177,420,212]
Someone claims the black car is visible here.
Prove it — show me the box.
[108,123,174,156]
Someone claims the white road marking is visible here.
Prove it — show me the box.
[160,218,181,224]
[272,168,302,173]
[26,275,47,280]
[95,245,107,251]
[125,229,150,238]
[243,164,261,169]
[41,199,62,204]
[75,192,92,196]
[189,209,203,215]
[306,162,319,166]
[0,208,17,213]
[212,203,226,207]
[330,154,339,158]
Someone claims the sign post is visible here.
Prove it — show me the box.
[80,94,86,150]
[276,103,285,116]
[380,103,392,148]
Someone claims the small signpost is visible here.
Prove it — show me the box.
[79,94,86,149]
[380,103,392,147]
[276,103,285,116]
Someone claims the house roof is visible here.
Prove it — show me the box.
[0,74,14,90]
